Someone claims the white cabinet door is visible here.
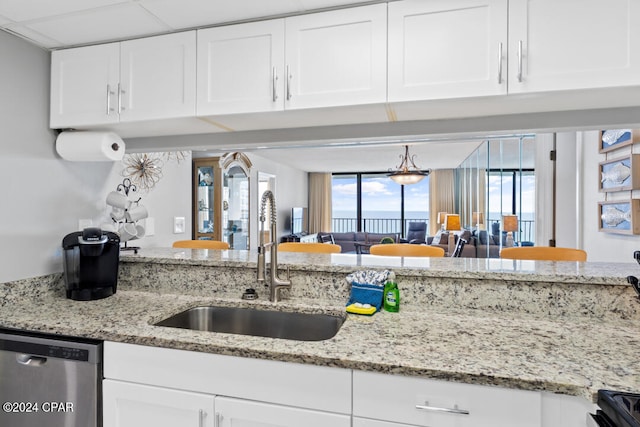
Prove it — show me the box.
[284,3,387,109]
[509,0,640,93]
[215,396,351,427]
[120,31,196,121]
[353,418,417,427]
[50,43,120,128]
[353,371,542,427]
[103,380,214,427]
[388,0,508,102]
[197,20,285,115]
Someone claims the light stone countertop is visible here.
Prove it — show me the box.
[120,247,637,285]
[1,248,640,403]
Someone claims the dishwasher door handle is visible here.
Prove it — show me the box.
[16,354,47,366]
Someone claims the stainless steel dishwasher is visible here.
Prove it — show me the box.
[0,329,102,427]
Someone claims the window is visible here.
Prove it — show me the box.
[487,169,535,243]
[332,173,430,235]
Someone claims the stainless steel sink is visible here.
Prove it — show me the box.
[154,306,345,341]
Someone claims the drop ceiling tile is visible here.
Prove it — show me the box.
[2,24,62,49]
[140,0,301,29]
[296,0,378,11]
[25,3,171,46]
[0,0,125,23]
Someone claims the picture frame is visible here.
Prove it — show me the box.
[599,155,640,192]
[598,200,640,234]
[599,129,639,153]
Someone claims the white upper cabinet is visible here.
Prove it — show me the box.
[197,20,285,115]
[120,31,196,121]
[50,31,196,128]
[284,3,387,109]
[508,0,640,93]
[388,0,508,102]
[197,4,387,116]
[50,43,120,128]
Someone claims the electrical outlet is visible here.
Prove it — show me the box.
[174,217,186,234]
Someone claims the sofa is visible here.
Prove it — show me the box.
[316,231,400,253]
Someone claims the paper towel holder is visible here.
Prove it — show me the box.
[55,130,125,161]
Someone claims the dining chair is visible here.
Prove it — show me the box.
[369,243,445,257]
[278,242,342,254]
[172,240,230,249]
[499,246,587,261]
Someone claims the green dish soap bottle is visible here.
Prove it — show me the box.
[383,280,400,312]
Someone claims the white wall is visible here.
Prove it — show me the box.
[0,31,90,282]
[0,31,194,282]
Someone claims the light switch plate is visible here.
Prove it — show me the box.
[174,216,185,234]
[145,217,155,236]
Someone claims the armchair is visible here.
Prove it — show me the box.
[401,221,427,244]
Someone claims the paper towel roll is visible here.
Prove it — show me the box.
[56,131,125,161]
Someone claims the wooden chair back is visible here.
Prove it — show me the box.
[278,242,342,254]
[172,240,230,250]
[499,246,587,261]
[369,243,445,257]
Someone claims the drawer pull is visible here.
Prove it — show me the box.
[416,402,470,415]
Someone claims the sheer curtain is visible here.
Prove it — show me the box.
[457,167,486,227]
[429,169,456,236]
[308,173,332,233]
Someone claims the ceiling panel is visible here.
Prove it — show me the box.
[140,0,302,29]
[25,3,171,46]
[0,0,125,22]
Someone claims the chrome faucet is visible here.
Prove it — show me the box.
[257,190,291,302]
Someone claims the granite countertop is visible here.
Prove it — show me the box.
[120,247,636,285]
[2,249,640,403]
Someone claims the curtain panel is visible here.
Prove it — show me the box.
[428,169,456,236]
[308,173,332,233]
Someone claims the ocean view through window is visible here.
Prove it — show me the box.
[332,172,430,235]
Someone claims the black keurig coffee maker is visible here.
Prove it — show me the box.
[62,227,120,301]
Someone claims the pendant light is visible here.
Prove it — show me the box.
[388,145,431,185]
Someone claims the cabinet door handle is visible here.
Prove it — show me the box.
[117,83,125,113]
[416,402,470,415]
[199,409,206,427]
[517,39,523,83]
[497,42,503,84]
[214,412,221,427]
[272,66,278,102]
[106,84,115,115]
[286,65,292,101]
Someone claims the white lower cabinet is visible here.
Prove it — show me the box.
[103,342,592,427]
[215,396,350,427]
[103,380,215,427]
[353,371,542,427]
[353,418,418,427]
